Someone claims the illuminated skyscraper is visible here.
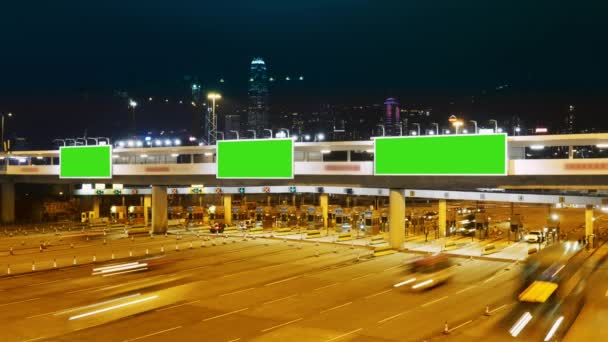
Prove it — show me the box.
[564,105,576,134]
[247,58,270,133]
[384,97,400,135]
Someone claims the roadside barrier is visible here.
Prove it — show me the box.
[373,245,396,257]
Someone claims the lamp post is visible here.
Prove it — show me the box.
[1,112,13,152]
[315,133,325,142]
[207,92,222,144]
[469,120,478,134]
[431,123,439,135]
[247,130,257,139]
[229,130,240,140]
[412,123,421,136]
[398,122,403,136]
[279,128,290,138]
[489,119,498,133]
[263,129,273,139]
[452,120,463,134]
[128,99,138,136]
[216,131,224,140]
[377,124,385,137]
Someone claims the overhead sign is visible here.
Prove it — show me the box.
[374,134,507,176]
[60,146,112,179]
[216,138,294,179]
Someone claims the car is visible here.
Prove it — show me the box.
[394,255,455,291]
[341,223,352,232]
[525,231,544,243]
[209,222,225,234]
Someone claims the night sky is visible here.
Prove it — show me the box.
[0,1,606,141]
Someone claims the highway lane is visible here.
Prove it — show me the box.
[0,237,522,342]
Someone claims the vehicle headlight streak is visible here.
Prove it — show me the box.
[412,279,433,289]
[68,295,158,320]
[393,278,416,288]
[92,262,148,276]
[544,316,564,341]
[510,311,533,337]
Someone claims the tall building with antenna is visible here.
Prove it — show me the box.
[247,57,270,133]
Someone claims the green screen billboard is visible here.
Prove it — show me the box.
[374,134,507,175]
[217,139,294,179]
[60,145,112,179]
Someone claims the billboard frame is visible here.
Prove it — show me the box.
[216,137,295,179]
[59,145,113,179]
[373,133,508,176]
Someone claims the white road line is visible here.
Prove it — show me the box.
[27,278,71,287]
[220,288,255,297]
[227,339,241,342]
[21,337,47,342]
[123,326,182,342]
[156,300,200,312]
[264,275,302,286]
[421,296,448,307]
[448,320,473,333]
[0,297,40,307]
[605,288,608,297]
[314,283,340,291]
[325,328,363,342]
[260,317,303,332]
[320,302,352,314]
[263,294,297,305]
[351,273,374,281]
[455,285,477,294]
[202,308,248,322]
[489,304,508,314]
[383,264,402,272]
[377,311,406,324]
[364,289,392,299]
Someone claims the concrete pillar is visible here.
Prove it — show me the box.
[1,182,15,224]
[143,195,151,226]
[223,194,232,225]
[93,196,100,219]
[320,194,328,229]
[438,199,447,238]
[267,195,271,206]
[292,194,296,207]
[388,189,405,249]
[151,186,167,234]
[586,205,594,245]
[568,146,574,159]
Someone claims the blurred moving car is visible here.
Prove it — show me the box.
[525,230,544,243]
[394,254,455,291]
[209,222,225,234]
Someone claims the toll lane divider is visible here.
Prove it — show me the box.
[373,245,396,257]
[306,230,322,239]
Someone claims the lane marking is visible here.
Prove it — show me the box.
[325,328,363,342]
[156,300,200,312]
[448,320,473,333]
[383,264,402,272]
[260,317,303,332]
[378,311,407,324]
[263,294,297,305]
[27,278,71,287]
[364,289,392,299]
[351,273,374,281]
[264,275,302,287]
[21,337,47,342]
[421,296,448,307]
[219,288,255,297]
[320,302,352,314]
[314,283,340,291]
[605,288,608,297]
[228,339,241,342]
[123,325,182,342]
[0,297,40,307]
[202,308,248,322]
[455,285,477,294]
[489,304,508,314]
[55,293,141,316]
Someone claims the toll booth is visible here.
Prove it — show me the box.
[168,206,185,220]
[279,207,289,227]
[110,205,127,223]
[255,207,264,223]
[380,208,389,232]
[328,205,341,227]
[81,211,96,223]
[208,205,218,222]
[128,206,145,225]
[334,208,345,226]
[306,206,323,229]
[510,213,523,241]
[187,206,207,225]
[363,210,381,235]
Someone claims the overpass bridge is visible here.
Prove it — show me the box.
[1,133,607,247]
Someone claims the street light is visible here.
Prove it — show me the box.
[207,92,222,144]
[315,133,325,141]
[397,122,403,136]
[263,129,273,139]
[469,120,478,134]
[452,120,463,134]
[2,112,13,152]
[279,128,290,138]
[489,119,498,133]
[304,134,311,141]
[431,123,439,135]
[377,124,385,137]
[412,123,421,136]
[515,127,521,135]
[247,129,257,139]
[128,99,138,135]
[229,130,240,139]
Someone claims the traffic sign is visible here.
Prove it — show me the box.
[113,189,121,195]
[239,187,245,194]
[289,186,297,193]
[280,207,288,212]
[308,207,315,213]
[256,207,263,212]
[335,209,343,214]
[263,187,271,193]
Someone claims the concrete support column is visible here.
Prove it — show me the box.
[267,195,271,206]
[292,194,296,207]
[585,205,594,245]
[438,199,447,238]
[388,189,405,249]
[143,195,151,226]
[1,182,15,224]
[320,194,328,229]
[223,194,232,225]
[93,196,100,219]
[151,186,167,234]
[568,146,574,159]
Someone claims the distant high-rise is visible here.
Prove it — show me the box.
[247,58,270,133]
[224,114,241,134]
[384,97,400,135]
[564,105,576,134]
